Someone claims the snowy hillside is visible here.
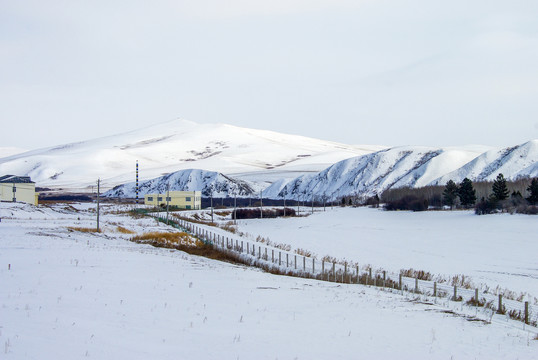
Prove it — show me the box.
[0,147,26,159]
[432,140,538,185]
[263,146,488,200]
[0,119,383,191]
[105,168,255,198]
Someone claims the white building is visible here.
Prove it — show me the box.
[0,175,39,205]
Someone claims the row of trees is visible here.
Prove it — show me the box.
[442,174,538,214]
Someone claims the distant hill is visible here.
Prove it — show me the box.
[262,141,537,200]
[0,119,383,192]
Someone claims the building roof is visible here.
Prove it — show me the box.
[0,175,34,184]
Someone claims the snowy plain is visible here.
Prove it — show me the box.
[1,202,537,359]
[222,207,538,299]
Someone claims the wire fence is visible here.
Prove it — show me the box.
[148,212,537,328]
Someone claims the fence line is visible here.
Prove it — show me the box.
[149,212,537,328]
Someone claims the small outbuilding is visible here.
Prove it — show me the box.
[0,175,39,205]
[144,191,201,210]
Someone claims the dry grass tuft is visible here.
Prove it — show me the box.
[67,227,101,233]
[400,268,433,281]
[295,248,315,258]
[131,231,200,247]
[116,226,135,234]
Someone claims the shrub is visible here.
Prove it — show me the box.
[384,195,428,211]
[475,197,498,215]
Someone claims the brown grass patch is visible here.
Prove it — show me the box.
[67,227,101,233]
[116,226,135,234]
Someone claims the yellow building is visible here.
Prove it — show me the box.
[144,191,201,210]
[0,175,39,205]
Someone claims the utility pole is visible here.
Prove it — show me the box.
[96,178,100,232]
[135,160,139,206]
[234,194,237,225]
[283,189,286,217]
[166,183,170,225]
[210,192,214,223]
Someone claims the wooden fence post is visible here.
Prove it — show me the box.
[433,282,437,297]
[497,294,503,314]
[399,274,402,290]
[475,289,479,306]
[303,256,306,271]
[356,265,359,284]
[294,255,297,269]
[272,250,274,263]
[312,258,315,274]
[279,251,281,266]
[286,253,289,267]
[453,285,457,301]
[524,301,529,325]
[369,268,372,285]
[322,260,325,274]
[415,277,418,294]
[383,271,386,288]
[332,262,336,282]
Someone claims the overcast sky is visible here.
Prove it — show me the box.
[2,0,538,150]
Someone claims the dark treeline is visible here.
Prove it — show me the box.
[232,208,297,219]
[380,177,537,214]
[201,197,333,209]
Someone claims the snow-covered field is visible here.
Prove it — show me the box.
[229,207,538,298]
[1,202,537,359]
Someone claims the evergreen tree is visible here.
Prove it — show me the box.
[492,173,509,201]
[527,178,538,205]
[458,178,477,207]
[442,180,458,209]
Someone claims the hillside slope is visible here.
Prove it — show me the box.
[263,146,488,200]
[0,119,383,191]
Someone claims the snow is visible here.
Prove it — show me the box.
[104,168,255,198]
[1,202,537,359]
[0,119,383,192]
[263,142,537,200]
[225,207,538,299]
[0,148,27,159]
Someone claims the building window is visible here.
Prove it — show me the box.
[158,197,163,201]
[186,197,191,201]
[166,197,171,201]
[147,197,153,201]
[186,205,191,209]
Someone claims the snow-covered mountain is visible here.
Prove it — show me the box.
[104,169,255,198]
[432,140,538,185]
[263,141,537,200]
[0,119,384,192]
